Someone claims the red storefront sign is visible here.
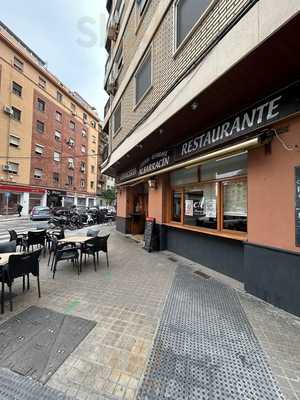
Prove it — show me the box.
[0,184,46,194]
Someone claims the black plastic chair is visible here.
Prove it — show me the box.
[0,241,16,254]
[81,235,110,270]
[81,237,99,271]
[97,235,110,268]
[51,238,80,279]
[46,228,65,253]
[86,229,100,237]
[1,248,42,314]
[23,230,46,252]
[8,230,24,251]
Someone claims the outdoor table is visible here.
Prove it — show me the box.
[58,236,93,270]
[0,252,22,314]
[0,252,20,267]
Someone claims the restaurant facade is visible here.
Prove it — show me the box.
[102,0,300,316]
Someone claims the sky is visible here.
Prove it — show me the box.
[1,0,108,119]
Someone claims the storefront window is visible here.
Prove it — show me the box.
[223,180,247,232]
[169,153,248,236]
[172,192,182,222]
[184,183,217,229]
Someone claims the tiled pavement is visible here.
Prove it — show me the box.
[0,225,299,399]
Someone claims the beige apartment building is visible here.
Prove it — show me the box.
[102,0,300,316]
[0,21,104,215]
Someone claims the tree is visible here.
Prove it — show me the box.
[102,188,116,206]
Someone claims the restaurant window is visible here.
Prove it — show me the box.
[222,180,247,233]
[169,153,248,235]
[12,81,22,97]
[135,49,152,105]
[175,0,212,49]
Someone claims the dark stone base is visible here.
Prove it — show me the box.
[116,216,131,234]
[244,243,300,317]
[165,226,244,282]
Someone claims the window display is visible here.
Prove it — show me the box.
[184,183,217,229]
[169,153,248,236]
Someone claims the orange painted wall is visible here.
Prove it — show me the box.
[117,186,134,217]
[148,175,168,223]
[248,116,300,252]
[117,189,127,217]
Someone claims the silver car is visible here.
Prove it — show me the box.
[30,206,51,221]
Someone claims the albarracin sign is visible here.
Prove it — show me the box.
[117,82,300,183]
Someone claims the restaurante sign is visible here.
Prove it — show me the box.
[117,82,300,183]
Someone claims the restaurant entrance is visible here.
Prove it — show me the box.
[129,182,148,235]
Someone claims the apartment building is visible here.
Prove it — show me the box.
[102,1,300,316]
[0,21,103,214]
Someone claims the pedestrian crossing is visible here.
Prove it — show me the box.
[0,220,45,242]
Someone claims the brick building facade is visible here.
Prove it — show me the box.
[0,21,104,214]
[102,1,300,316]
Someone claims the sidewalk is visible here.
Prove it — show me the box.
[0,226,298,399]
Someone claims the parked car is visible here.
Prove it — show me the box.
[30,206,51,221]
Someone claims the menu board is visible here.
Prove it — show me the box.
[296,167,300,246]
[144,217,155,253]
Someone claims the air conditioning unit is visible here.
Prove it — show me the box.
[3,106,13,116]
[2,164,10,172]
[84,120,89,126]
[107,80,117,95]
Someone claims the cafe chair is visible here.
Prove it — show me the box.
[8,230,24,251]
[1,248,42,314]
[0,241,17,254]
[50,238,80,279]
[81,235,110,270]
[81,237,99,271]
[22,230,47,253]
[86,229,100,237]
[46,228,65,252]
[98,235,110,268]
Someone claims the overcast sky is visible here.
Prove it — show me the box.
[1,1,108,119]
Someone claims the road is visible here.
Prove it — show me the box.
[0,217,48,242]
